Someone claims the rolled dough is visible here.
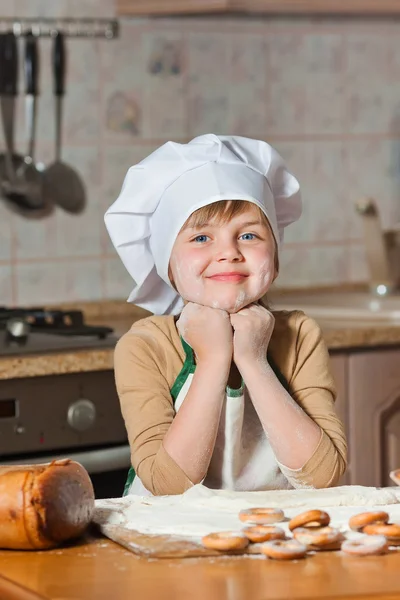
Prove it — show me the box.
[94,484,400,541]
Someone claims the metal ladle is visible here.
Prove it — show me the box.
[0,31,46,215]
[42,32,86,214]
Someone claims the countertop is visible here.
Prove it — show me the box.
[0,303,149,381]
[2,291,400,381]
[1,531,400,600]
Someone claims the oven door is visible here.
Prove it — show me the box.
[0,444,132,499]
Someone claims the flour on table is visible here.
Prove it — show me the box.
[93,484,400,541]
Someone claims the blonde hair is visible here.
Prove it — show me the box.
[169,200,278,309]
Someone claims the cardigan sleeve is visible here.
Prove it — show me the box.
[114,323,193,495]
[276,312,348,488]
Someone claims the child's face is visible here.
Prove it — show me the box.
[169,204,277,314]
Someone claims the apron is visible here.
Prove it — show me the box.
[124,337,292,496]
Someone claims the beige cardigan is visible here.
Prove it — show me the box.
[114,310,347,496]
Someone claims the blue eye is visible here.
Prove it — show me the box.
[193,235,209,243]
[241,233,257,241]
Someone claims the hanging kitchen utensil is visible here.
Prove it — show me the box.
[42,32,86,214]
[12,31,48,209]
[0,34,23,195]
[0,31,46,215]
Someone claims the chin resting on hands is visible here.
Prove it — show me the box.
[230,303,275,367]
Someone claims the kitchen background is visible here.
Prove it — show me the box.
[1,0,400,306]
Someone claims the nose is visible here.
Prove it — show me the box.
[215,238,243,262]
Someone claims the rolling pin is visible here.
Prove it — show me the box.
[0,459,95,550]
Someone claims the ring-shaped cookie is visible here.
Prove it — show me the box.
[292,526,343,548]
[348,511,389,532]
[341,535,388,556]
[201,532,249,551]
[288,509,330,532]
[239,507,285,525]
[363,522,400,542]
[260,539,307,560]
[242,525,286,543]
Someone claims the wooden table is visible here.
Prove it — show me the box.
[1,533,400,600]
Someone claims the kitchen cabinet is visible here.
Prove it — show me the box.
[348,349,400,488]
[329,348,400,488]
[118,0,400,16]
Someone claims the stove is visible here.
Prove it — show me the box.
[0,306,129,498]
[0,307,119,356]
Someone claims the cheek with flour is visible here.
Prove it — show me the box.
[230,259,275,313]
[170,256,205,303]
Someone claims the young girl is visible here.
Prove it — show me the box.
[105,134,347,497]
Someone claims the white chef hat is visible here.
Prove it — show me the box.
[104,134,301,315]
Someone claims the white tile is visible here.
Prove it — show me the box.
[278,244,349,287]
[14,212,58,260]
[345,33,389,83]
[65,0,115,18]
[103,257,133,300]
[228,86,266,137]
[16,262,66,305]
[266,32,346,135]
[101,20,144,88]
[59,145,101,191]
[188,84,230,137]
[103,87,142,140]
[277,246,314,288]
[13,0,115,18]
[0,265,13,305]
[139,31,186,140]
[308,142,350,243]
[0,204,13,261]
[344,139,400,236]
[308,245,349,285]
[0,1,16,17]
[15,258,103,304]
[64,259,102,301]
[141,77,187,139]
[348,244,369,284]
[55,204,102,258]
[187,32,231,85]
[273,141,313,245]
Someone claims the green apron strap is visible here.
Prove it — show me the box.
[123,466,136,496]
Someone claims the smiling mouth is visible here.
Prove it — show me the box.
[208,274,248,282]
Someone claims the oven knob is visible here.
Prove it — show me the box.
[67,399,97,432]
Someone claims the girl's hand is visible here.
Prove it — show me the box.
[230,303,275,369]
[176,302,233,366]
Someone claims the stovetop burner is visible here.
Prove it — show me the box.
[0,306,118,356]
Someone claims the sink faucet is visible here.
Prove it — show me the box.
[355,198,400,295]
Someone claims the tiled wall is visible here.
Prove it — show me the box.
[1,1,400,305]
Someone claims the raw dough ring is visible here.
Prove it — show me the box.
[243,525,286,543]
[288,509,330,532]
[201,532,249,551]
[260,539,307,560]
[363,522,400,543]
[239,507,285,525]
[341,535,388,556]
[292,526,343,549]
[348,511,389,532]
